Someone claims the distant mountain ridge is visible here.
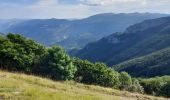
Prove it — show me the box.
[75,16,170,66]
[0,13,168,49]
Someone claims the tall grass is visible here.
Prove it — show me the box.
[0,71,167,100]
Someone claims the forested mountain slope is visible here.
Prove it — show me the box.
[114,47,170,77]
[76,16,170,65]
[0,13,167,49]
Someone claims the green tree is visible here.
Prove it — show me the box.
[140,77,166,96]
[73,58,120,88]
[0,33,46,72]
[119,72,132,90]
[161,81,170,97]
[127,79,144,93]
[41,46,77,80]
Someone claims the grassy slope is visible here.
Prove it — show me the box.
[0,71,168,100]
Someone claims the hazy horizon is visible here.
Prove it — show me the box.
[0,12,169,20]
[1,0,170,19]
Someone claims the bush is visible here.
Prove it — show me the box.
[141,77,165,96]
[119,72,132,89]
[0,33,46,72]
[34,46,77,80]
[161,81,170,97]
[140,76,170,97]
[127,79,144,93]
[73,58,121,88]
[119,72,144,93]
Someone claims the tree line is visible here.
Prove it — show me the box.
[0,33,169,97]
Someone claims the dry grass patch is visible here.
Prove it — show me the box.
[0,71,169,100]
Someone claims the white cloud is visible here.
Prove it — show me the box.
[33,0,58,7]
[27,0,92,19]
[26,0,149,19]
[80,0,146,6]
[0,0,170,19]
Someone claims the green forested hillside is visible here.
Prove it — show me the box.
[76,17,170,66]
[114,47,170,77]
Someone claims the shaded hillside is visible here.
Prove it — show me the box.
[114,47,170,77]
[0,13,168,49]
[76,16,170,65]
[0,71,167,100]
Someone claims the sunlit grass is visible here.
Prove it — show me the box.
[0,71,167,100]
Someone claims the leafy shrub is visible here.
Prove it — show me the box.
[140,76,170,97]
[119,72,132,89]
[37,46,77,80]
[126,79,144,93]
[161,81,170,97]
[0,33,46,72]
[73,58,121,88]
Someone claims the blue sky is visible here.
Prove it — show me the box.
[0,0,170,19]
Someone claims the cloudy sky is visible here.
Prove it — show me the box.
[0,0,170,19]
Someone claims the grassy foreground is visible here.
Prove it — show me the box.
[0,71,168,100]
